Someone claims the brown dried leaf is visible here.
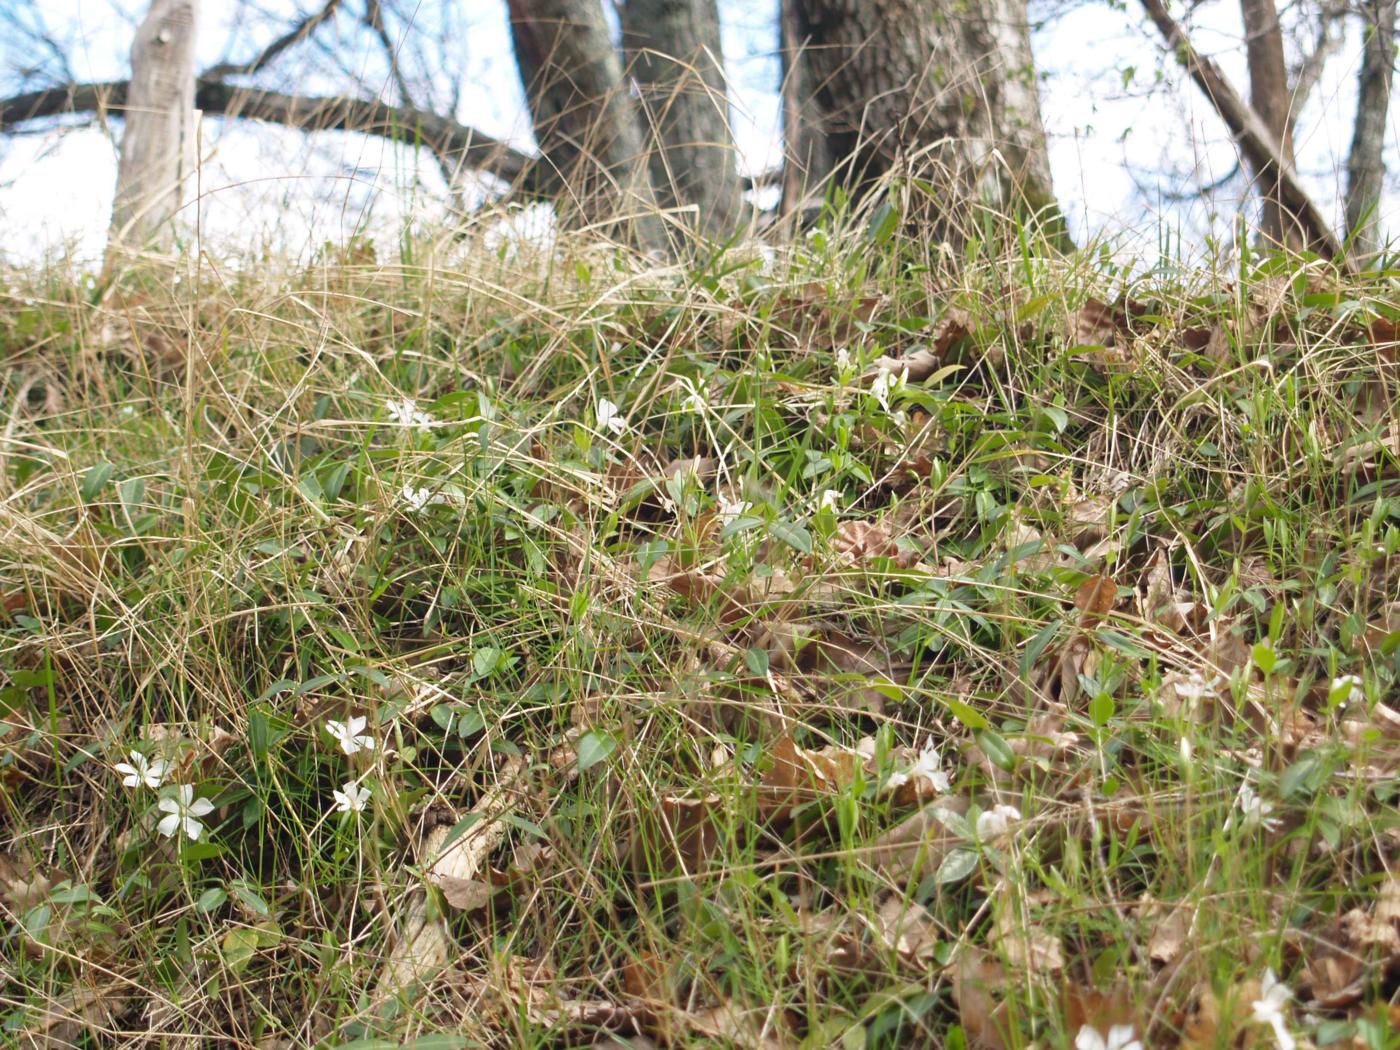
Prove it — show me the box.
[867,797,970,880]
[1074,574,1117,626]
[990,906,1064,974]
[1145,898,1192,967]
[952,946,1011,1050]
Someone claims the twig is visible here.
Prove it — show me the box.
[201,0,344,80]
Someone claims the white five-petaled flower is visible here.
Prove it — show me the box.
[717,494,752,524]
[595,398,627,434]
[156,785,215,841]
[818,489,842,513]
[679,378,707,414]
[332,781,372,814]
[975,803,1022,840]
[325,716,376,756]
[1174,671,1223,703]
[1330,675,1364,708]
[114,750,169,790]
[886,738,951,794]
[1230,782,1281,833]
[385,397,432,433]
[401,484,440,513]
[1251,969,1295,1050]
[1074,1024,1144,1050]
[869,365,907,413]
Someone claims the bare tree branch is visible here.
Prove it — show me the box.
[0,78,544,194]
[201,0,345,80]
[1289,0,1347,115]
[1136,0,1347,263]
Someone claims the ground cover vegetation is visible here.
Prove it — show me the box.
[1,197,1399,1047]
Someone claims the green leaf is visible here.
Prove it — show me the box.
[248,710,270,763]
[221,927,260,976]
[456,707,486,739]
[943,698,988,731]
[770,519,813,554]
[1252,640,1277,675]
[80,462,113,501]
[1281,752,1322,799]
[1088,693,1115,727]
[472,647,502,678]
[575,729,617,773]
[935,848,979,885]
[976,730,1015,771]
[196,887,228,913]
[744,647,770,677]
[502,812,547,839]
[229,881,270,917]
[439,813,482,853]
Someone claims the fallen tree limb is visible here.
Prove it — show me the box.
[1137,0,1348,265]
[0,78,545,195]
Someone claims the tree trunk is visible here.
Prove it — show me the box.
[780,0,835,220]
[1240,0,1297,245]
[787,0,1058,238]
[620,0,746,239]
[507,0,665,251]
[1346,0,1397,254]
[107,0,199,261]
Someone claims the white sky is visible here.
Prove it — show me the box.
[0,0,1393,264]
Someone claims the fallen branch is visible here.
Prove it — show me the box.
[1137,0,1348,264]
[0,79,544,194]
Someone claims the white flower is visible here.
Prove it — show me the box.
[976,803,1022,840]
[818,489,842,513]
[595,398,627,434]
[835,348,853,376]
[1329,675,1364,708]
[869,365,907,413]
[325,716,376,756]
[679,378,707,414]
[886,738,950,794]
[1230,782,1281,833]
[717,494,752,524]
[114,751,168,790]
[332,781,371,813]
[156,785,215,841]
[401,484,440,513]
[1075,1024,1143,1050]
[1251,969,1295,1050]
[1174,671,1222,703]
[386,398,432,433]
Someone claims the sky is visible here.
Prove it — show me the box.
[0,0,1393,265]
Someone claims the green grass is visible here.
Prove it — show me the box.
[1,208,1399,1048]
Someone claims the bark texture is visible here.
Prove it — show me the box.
[109,0,199,256]
[621,0,745,238]
[780,0,835,218]
[508,0,664,250]
[1241,0,1297,244]
[1346,0,1397,254]
[787,0,1056,230]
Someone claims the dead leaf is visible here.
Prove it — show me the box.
[1074,574,1117,626]
[632,793,723,876]
[867,797,970,880]
[990,905,1064,973]
[952,946,1011,1050]
[1145,898,1192,967]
